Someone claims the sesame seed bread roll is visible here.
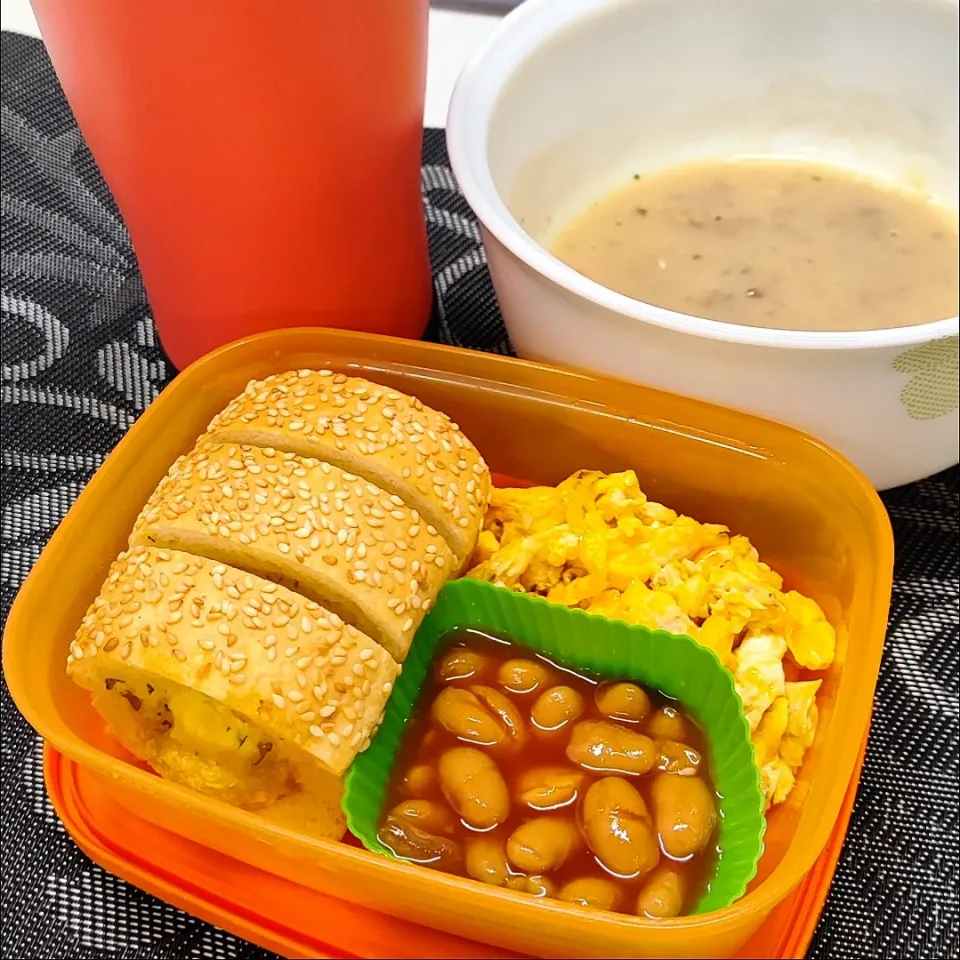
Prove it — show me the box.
[205,370,491,565]
[68,547,400,788]
[130,441,455,662]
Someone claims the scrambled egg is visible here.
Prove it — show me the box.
[467,469,835,808]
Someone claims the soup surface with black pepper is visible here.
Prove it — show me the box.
[550,158,959,331]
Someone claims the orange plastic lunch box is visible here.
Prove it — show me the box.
[4,329,893,959]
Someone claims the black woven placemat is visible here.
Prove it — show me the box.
[1,30,957,960]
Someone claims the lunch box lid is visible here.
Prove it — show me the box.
[46,738,866,960]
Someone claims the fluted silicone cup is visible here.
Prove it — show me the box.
[344,578,765,914]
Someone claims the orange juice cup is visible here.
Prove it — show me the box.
[29,0,433,370]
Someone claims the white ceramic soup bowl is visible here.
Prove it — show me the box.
[447,0,959,490]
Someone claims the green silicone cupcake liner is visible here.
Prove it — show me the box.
[343,579,765,914]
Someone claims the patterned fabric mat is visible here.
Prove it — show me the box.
[1,30,957,960]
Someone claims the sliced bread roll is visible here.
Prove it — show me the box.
[129,440,455,662]
[205,369,491,565]
[68,546,400,837]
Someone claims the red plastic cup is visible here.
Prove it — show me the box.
[30,0,433,370]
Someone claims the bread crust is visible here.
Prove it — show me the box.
[206,369,490,564]
[130,440,454,662]
[68,545,400,776]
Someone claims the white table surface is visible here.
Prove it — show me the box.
[0,0,504,129]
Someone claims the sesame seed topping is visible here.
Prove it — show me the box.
[132,439,455,653]
[203,370,490,559]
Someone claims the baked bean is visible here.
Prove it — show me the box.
[436,646,490,684]
[582,777,660,878]
[515,766,584,811]
[506,818,581,873]
[645,705,689,742]
[377,816,462,871]
[497,658,553,695]
[650,773,718,858]
[400,763,437,798]
[636,865,686,919]
[438,747,510,829]
[566,720,657,775]
[507,874,556,898]
[431,687,505,748]
[465,835,513,886]
[559,877,623,912]
[595,682,652,722]
[531,685,585,732]
[389,799,456,836]
[655,739,702,776]
[470,684,526,751]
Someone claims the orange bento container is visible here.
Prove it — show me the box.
[3,328,893,959]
